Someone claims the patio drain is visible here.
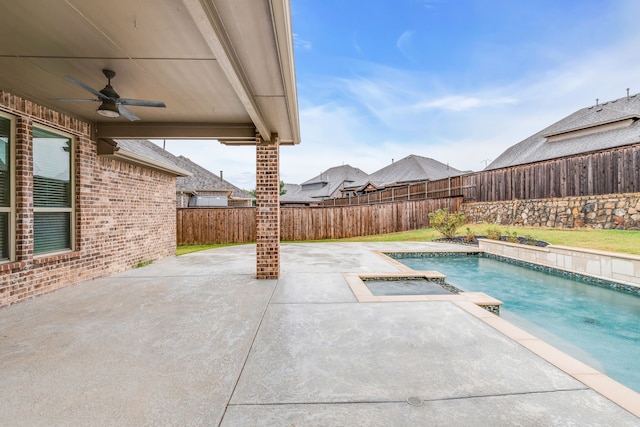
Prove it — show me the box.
[406,396,424,407]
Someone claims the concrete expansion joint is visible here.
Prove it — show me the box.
[223,388,591,409]
[420,387,591,404]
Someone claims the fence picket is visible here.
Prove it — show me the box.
[176,198,461,245]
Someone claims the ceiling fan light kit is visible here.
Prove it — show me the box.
[96,99,120,118]
[51,69,166,121]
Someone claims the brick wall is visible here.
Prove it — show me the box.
[0,92,176,307]
[255,139,280,279]
[462,193,640,230]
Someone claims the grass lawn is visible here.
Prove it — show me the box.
[176,243,248,256]
[178,224,640,256]
[321,223,640,255]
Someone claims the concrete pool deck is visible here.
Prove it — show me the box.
[1,242,639,426]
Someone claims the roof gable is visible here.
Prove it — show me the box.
[293,164,368,199]
[301,164,368,186]
[345,154,464,190]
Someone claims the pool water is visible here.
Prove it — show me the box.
[396,254,640,393]
[363,278,455,296]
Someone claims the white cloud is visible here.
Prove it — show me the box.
[413,95,518,112]
[280,102,391,180]
[352,38,363,55]
[293,33,312,50]
[396,30,414,60]
[415,0,442,10]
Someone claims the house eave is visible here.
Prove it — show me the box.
[543,116,639,142]
[97,139,191,177]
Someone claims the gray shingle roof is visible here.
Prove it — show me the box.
[345,154,464,191]
[116,140,251,199]
[282,164,368,201]
[487,93,640,170]
[115,139,188,174]
[172,156,252,199]
[279,183,318,203]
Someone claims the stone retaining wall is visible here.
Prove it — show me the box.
[462,193,640,229]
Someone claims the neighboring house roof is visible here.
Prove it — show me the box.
[279,183,318,204]
[281,164,368,203]
[112,139,191,177]
[345,154,464,191]
[487,93,640,170]
[117,140,251,199]
[172,156,252,199]
[296,164,369,199]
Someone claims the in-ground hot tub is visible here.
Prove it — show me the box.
[362,276,461,296]
[344,272,502,314]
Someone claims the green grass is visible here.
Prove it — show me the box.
[177,224,640,256]
[328,223,640,256]
[176,243,248,256]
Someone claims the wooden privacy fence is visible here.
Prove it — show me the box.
[176,197,461,245]
[321,176,467,206]
[322,143,640,205]
[177,207,256,245]
[281,197,460,240]
[467,144,640,201]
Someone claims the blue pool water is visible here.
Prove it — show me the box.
[396,254,640,393]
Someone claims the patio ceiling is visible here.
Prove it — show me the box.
[0,0,300,145]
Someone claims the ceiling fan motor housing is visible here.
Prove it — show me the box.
[100,85,119,100]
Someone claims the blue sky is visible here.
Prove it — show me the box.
[156,0,640,189]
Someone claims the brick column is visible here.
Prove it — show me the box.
[15,116,33,262]
[255,136,280,279]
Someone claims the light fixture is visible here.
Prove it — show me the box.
[96,100,120,118]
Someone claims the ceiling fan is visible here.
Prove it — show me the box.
[52,69,166,121]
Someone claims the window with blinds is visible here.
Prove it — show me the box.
[33,126,73,255]
[0,114,12,260]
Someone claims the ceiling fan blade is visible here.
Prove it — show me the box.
[118,105,140,121]
[65,76,109,100]
[50,98,100,102]
[119,98,166,108]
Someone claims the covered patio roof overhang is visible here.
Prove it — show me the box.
[0,0,300,278]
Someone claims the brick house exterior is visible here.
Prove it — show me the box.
[0,93,180,307]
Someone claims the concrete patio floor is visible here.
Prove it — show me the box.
[1,242,639,426]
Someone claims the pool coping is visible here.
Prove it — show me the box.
[344,271,503,309]
[352,247,640,419]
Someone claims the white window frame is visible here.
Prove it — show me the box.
[32,124,75,256]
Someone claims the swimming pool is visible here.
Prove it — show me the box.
[392,253,640,393]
